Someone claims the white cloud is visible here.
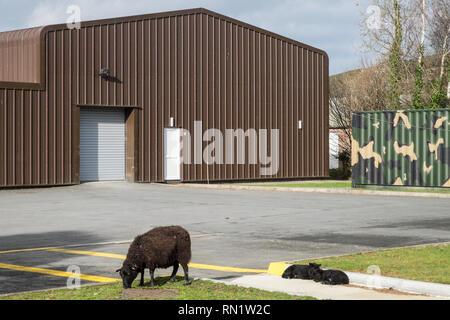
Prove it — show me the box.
[26,1,67,27]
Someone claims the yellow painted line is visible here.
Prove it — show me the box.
[188,263,266,273]
[44,248,267,273]
[0,263,119,283]
[267,262,290,276]
[0,247,57,254]
[47,248,126,260]
[0,246,267,274]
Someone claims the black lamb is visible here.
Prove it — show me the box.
[116,226,192,288]
[309,263,349,285]
[282,264,315,280]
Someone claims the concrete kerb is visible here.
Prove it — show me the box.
[207,274,450,300]
[266,262,450,299]
[174,183,450,199]
[346,272,450,299]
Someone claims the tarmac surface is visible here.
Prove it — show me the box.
[0,182,449,296]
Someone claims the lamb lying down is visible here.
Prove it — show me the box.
[309,263,349,285]
[282,263,349,285]
[282,264,315,280]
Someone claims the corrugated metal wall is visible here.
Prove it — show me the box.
[0,89,51,186]
[352,109,450,188]
[0,9,329,187]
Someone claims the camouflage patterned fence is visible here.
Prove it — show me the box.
[352,109,450,188]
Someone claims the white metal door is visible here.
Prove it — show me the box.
[80,108,126,182]
[164,128,182,181]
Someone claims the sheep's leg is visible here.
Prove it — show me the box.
[139,271,145,287]
[181,263,191,286]
[169,263,179,282]
[149,268,155,287]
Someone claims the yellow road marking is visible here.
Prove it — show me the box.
[188,263,266,273]
[0,247,267,274]
[47,248,126,260]
[0,263,119,283]
[47,248,267,273]
[267,262,290,276]
[0,247,57,254]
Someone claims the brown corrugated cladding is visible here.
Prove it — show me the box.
[0,27,45,186]
[0,8,328,187]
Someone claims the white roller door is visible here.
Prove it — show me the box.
[80,108,126,182]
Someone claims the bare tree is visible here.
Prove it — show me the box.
[329,61,389,156]
[427,0,449,107]
[429,0,450,59]
[413,0,426,109]
[360,0,434,108]
[361,1,423,62]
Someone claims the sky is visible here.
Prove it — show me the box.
[0,0,373,75]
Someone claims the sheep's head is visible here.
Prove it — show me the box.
[308,263,323,282]
[308,263,321,269]
[116,263,139,289]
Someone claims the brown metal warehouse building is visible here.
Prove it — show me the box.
[0,8,329,187]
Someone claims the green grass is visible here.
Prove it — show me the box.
[251,181,450,194]
[296,244,450,284]
[254,182,352,188]
[358,188,450,194]
[0,277,315,300]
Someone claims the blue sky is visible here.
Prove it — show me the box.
[0,0,372,75]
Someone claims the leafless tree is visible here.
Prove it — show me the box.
[359,0,440,107]
[361,1,423,65]
[429,0,450,61]
[329,61,389,157]
[426,0,449,105]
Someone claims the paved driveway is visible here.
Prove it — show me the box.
[0,182,449,295]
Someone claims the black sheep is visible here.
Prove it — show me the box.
[282,264,315,280]
[116,226,192,288]
[309,263,349,285]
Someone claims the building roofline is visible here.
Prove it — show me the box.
[0,8,328,90]
[38,8,328,58]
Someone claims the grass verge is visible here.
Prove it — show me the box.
[0,277,315,300]
[357,188,450,194]
[251,182,450,194]
[296,244,450,284]
[254,182,351,188]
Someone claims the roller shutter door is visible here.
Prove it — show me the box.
[80,108,126,182]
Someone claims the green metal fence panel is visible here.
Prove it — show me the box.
[352,109,450,188]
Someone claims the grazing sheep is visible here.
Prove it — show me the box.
[282,264,315,280]
[308,263,349,285]
[116,226,192,288]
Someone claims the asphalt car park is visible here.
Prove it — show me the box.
[0,182,449,295]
